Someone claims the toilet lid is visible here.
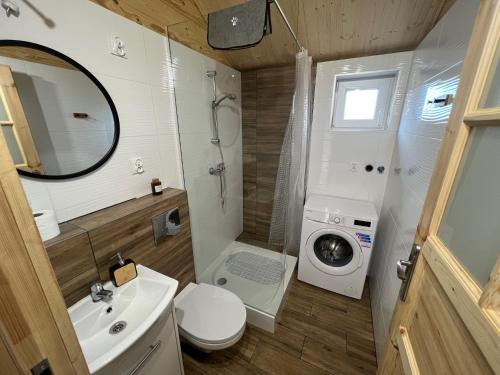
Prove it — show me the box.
[175,283,246,344]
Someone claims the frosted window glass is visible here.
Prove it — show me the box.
[438,127,500,286]
[1,125,23,165]
[343,89,379,120]
[481,43,500,108]
[0,96,8,121]
[332,74,395,129]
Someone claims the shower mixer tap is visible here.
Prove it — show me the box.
[209,162,227,209]
[209,162,226,176]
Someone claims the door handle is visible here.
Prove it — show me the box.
[397,260,412,281]
[397,244,421,301]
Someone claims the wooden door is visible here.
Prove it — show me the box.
[0,64,42,173]
[378,1,500,374]
[0,116,88,371]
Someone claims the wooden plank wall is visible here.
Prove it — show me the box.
[242,71,257,237]
[242,66,296,243]
[45,224,100,307]
[44,188,195,306]
[242,64,317,246]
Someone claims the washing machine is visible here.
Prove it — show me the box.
[298,194,378,299]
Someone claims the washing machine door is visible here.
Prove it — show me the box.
[306,228,362,276]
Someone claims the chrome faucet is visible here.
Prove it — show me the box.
[209,162,227,209]
[90,282,113,303]
[209,162,226,176]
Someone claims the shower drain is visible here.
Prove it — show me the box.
[217,277,227,285]
[109,321,127,335]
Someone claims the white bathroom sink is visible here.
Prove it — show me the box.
[68,265,178,373]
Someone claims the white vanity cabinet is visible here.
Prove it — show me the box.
[95,304,184,375]
[69,266,183,375]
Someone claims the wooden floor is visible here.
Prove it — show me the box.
[181,275,378,375]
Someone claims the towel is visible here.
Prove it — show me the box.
[208,0,272,50]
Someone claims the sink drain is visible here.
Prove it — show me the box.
[109,321,127,335]
[217,277,227,285]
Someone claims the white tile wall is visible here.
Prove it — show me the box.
[308,52,413,212]
[169,40,243,279]
[369,0,480,359]
[0,0,184,222]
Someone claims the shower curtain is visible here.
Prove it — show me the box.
[269,50,312,252]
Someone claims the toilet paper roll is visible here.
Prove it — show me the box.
[34,210,60,241]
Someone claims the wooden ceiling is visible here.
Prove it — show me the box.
[91,0,455,71]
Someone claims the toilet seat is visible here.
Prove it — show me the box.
[174,283,246,350]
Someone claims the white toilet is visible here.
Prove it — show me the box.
[174,283,246,351]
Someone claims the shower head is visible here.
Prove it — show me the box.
[206,70,217,78]
[213,94,237,107]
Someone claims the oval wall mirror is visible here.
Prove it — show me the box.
[0,40,119,179]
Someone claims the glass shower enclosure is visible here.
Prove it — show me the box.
[167,39,296,331]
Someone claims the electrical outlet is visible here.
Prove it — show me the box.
[350,162,360,172]
[129,157,144,175]
[110,36,127,58]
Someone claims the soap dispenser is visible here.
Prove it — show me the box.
[109,252,137,287]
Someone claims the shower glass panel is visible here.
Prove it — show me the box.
[167,39,295,320]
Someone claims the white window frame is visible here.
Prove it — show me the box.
[332,74,396,130]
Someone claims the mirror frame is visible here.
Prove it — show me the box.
[0,40,120,180]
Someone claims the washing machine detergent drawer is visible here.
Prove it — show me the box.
[304,209,328,223]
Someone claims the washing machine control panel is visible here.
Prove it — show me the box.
[327,213,376,248]
[328,214,343,224]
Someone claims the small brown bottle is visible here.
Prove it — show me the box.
[109,252,137,287]
[151,178,163,195]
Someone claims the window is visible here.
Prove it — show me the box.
[343,89,379,120]
[332,74,396,129]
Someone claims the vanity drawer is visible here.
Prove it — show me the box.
[95,309,183,375]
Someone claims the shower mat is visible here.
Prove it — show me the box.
[224,251,285,285]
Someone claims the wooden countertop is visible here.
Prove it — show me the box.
[45,188,186,245]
